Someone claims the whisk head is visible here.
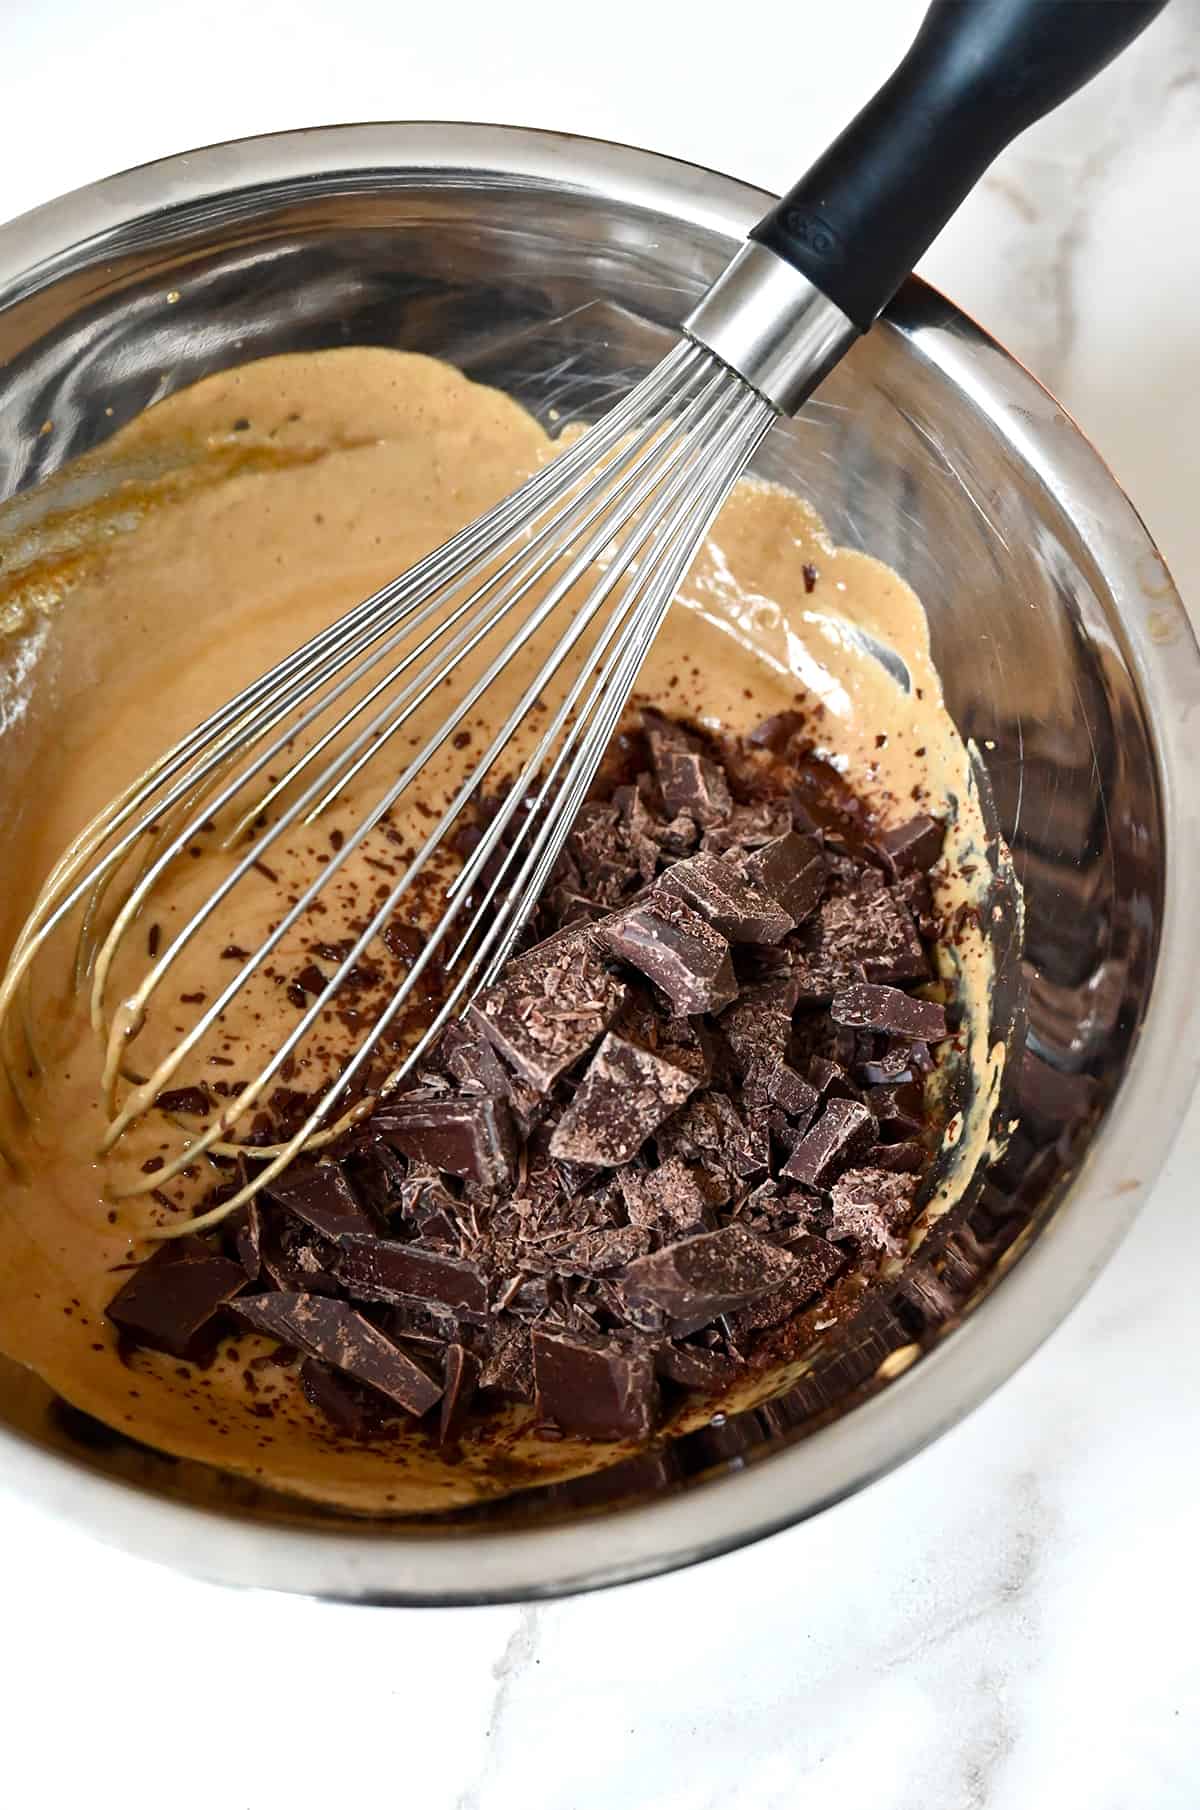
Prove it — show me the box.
[0,339,777,1227]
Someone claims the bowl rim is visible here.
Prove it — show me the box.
[1,120,1198,1605]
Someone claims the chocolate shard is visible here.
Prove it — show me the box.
[876,814,945,876]
[727,1232,847,1335]
[831,983,948,1043]
[739,831,828,925]
[478,1319,534,1401]
[549,1031,700,1168]
[232,1292,443,1417]
[332,1232,488,1322]
[468,929,628,1091]
[596,890,737,1015]
[654,1339,739,1392]
[532,1326,658,1440]
[265,1162,375,1238]
[826,1166,920,1253]
[439,1342,480,1445]
[373,1090,516,1188]
[619,1155,730,1236]
[621,1225,796,1336]
[106,1235,246,1361]
[230,1200,263,1282]
[154,1086,211,1118]
[812,886,929,986]
[782,1097,878,1189]
[747,709,806,753]
[660,851,793,944]
[700,798,793,857]
[744,1057,819,1127]
[300,1357,392,1440]
[643,713,733,827]
[867,1081,927,1140]
[866,1140,926,1173]
[552,1225,651,1275]
[719,988,793,1073]
[437,1018,512,1095]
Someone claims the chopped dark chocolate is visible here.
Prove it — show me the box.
[550,1031,700,1168]
[154,1086,211,1118]
[265,1163,375,1237]
[660,852,793,944]
[867,1081,927,1140]
[621,1226,796,1336]
[826,1166,920,1254]
[597,889,736,1015]
[866,1140,926,1173]
[373,1091,516,1189]
[478,1319,534,1400]
[782,1098,878,1189]
[232,1292,443,1417]
[739,831,828,924]
[744,1056,819,1126]
[469,929,627,1091]
[654,1339,738,1392]
[300,1357,392,1440]
[532,1327,658,1440]
[876,814,945,876]
[727,1233,846,1336]
[332,1232,488,1321]
[438,1018,513,1095]
[439,1343,479,1445]
[619,1155,730,1236]
[831,983,948,1042]
[106,1235,246,1361]
[816,886,928,986]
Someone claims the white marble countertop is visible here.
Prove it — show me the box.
[1,2,1198,1804]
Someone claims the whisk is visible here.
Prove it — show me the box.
[0,0,1166,1229]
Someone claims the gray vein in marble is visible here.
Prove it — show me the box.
[454,1606,542,1810]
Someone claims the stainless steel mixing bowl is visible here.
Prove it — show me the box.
[0,124,1197,1603]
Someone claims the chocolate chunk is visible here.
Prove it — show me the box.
[106,1235,246,1361]
[550,1031,700,1167]
[747,710,806,753]
[826,1166,920,1253]
[552,1225,651,1275]
[469,930,628,1091]
[727,1232,846,1335]
[567,801,641,903]
[700,798,793,856]
[658,1092,769,1180]
[596,890,737,1015]
[831,983,948,1042]
[655,1340,738,1392]
[877,814,945,876]
[619,1155,730,1236]
[300,1358,391,1439]
[439,1343,479,1444]
[807,1055,859,1101]
[154,1086,211,1117]
[867,1081,926,1139]
[383,1298,459,1352]
[265,1162,375,1238]
[373,1091,516,1188]
[782,1098,878,1188]
[232,1292,442,1417]
[814,886,928,985]
[478,1319,535,1400]
[231,1200,263,1282]
[621,1226,796,1336]
[438,1019,512,1095]
[740,831,828,924]
[745,1057,819,1126]
[332,1232,488,1321]
[532,1327,658,1440]
[660,852,793,944]
[719,986,793,1073]
[866,1140,926,1173]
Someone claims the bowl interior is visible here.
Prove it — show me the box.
[0,129,1178,1590]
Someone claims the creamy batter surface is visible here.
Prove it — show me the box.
[0,349,1004,1512]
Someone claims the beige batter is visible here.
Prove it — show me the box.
[0,348,1007,1513]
